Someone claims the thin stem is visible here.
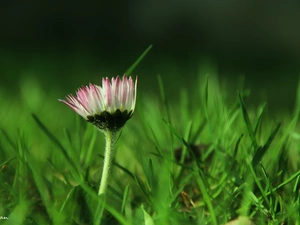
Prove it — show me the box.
[98,130,116,195]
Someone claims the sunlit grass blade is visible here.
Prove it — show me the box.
[124,44,152,75]
[141,204,155,225]
[252,123,281,167]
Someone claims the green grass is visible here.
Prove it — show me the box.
[0,49,300,225]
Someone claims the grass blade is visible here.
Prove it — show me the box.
[233,133,244,157]
[124,45,152,75]
[162,120,196,158]
[268,170,300,195]
[0,157,16,169]
[32,114,82,181]
[252,123,281,166]
[121,184,130,215]
[238,91,258,149]
[195,171,218,225]
[204,75,209,109]
[141,204,154,225]
[254,102,267,135]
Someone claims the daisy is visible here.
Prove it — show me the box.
[60,74,138,195]
[59,75,137,132]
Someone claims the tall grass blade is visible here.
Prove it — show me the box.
[252,123,281,167]
[195,171,218,225]
[233,133,244,157]
[158,75,175,163]
[125,45,152,75]
[121,184,130,215]
[238,91,258,149]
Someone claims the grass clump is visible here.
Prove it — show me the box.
[0,52,299,224]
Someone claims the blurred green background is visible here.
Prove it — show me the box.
[1,0,300,111]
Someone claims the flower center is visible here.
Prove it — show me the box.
[87,109,133,131]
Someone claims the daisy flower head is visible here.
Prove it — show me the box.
[60,74,137,132]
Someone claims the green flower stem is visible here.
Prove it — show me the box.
[98,130,116,195]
